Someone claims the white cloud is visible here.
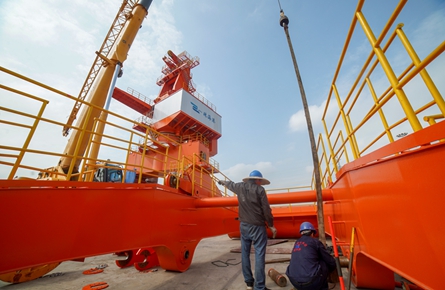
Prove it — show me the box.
[123,0,183,91]
[305,165,313,174]
[221,161,274,182]
[248,2,265,20]
[0,0,182,179]
[412,8,445,58]
[1,1,59,46]
[288,100,327,132]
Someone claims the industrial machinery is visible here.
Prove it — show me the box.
[0,0,321,284]
[93,162,124,183]
[0,0,444,289]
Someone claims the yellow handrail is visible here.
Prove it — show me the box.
[0,68,189,184]
[318,0,445,184]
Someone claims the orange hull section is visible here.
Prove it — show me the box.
[324,121,445,290]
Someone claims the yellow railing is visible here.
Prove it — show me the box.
[0,66,210,185]
[266,185,312,194]
[317,0,445,187]
[189,153,227,197]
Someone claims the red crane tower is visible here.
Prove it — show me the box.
[112,50,222,192]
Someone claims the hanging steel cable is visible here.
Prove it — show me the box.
[278,6,327,246]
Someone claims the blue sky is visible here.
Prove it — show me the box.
[0,0,444,187]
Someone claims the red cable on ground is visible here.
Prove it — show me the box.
[328,216,346,290]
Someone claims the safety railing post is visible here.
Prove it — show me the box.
[333,84,359,160]
[396,25,445,116]
[366,78,395,143]
[356,11,422,132]
[8,101,48,179]
[322,120,338,173]
[319,136,332,186]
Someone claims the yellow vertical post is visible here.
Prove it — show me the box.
[356,11,422,132]
[396,24,445,116]
[366,78,394,143]
[123,131,136,183]
[319,136,332,186]
[339,131,350,164]
[322,119,338,173]
[333,84,359,159]
[346,115,360,158]
[79,118,98,181]
[8,100,48,179]
[138,127,150,184]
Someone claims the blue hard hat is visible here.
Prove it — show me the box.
[300,221,316,234]
[242,170,270,185]
[250,170,263,178]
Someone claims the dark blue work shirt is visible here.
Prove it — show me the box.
[286,235,336,283]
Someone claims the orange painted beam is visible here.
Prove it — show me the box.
[194,190,333,208]
[0,181,239,275]
[112,87,152,116]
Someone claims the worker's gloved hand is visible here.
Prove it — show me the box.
[269,226,277,239]
[218,180,224,186]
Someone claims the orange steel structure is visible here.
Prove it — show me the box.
[0,0,325,282]
[315,1,445,289]
[0,0,444,289]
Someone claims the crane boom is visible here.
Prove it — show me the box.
[62,0,144,137]
[57,0,153,175]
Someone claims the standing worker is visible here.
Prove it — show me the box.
[286,222,336,290]
[218,170,277,290]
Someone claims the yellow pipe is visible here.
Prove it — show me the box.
[8,102,47,179]
[423,114,444,125]
[397,40,445,89]
[396,25,445,116]
[82,117,102,180]
[123,131,136,183]
[322,0,365,121]
[333,84,359,159]
[319,136,332,185]
[366,78,394,143]
[374,0,407,47]
[346,115,360,158]
[0,66,74,100]
[339,131,350,164]
[323,120,338,173]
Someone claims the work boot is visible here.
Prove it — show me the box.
[246,281,253,289]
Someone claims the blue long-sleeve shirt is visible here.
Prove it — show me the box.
[220,180,274,227]
[286,234,336,283]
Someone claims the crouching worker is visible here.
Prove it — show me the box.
[286,222,336,290]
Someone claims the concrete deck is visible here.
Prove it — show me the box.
[0,235,364,290]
